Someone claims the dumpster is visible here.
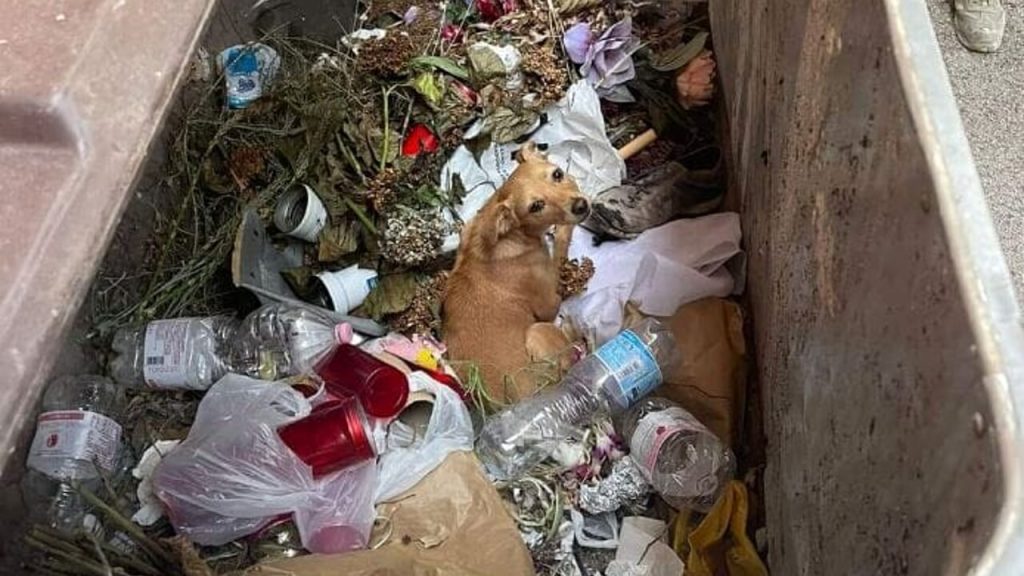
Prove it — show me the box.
[3,0,1024,574]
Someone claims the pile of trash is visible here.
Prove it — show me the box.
[15,1,769,575]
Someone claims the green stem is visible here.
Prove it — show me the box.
[25,536,109,576]
[75,486,180,573]
[380,87,392,173]
[342,195,379,237]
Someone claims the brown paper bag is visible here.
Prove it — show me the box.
[625,298,746,447]
[247,451,534,576]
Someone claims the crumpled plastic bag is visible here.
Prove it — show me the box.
[375,372,474,502]
[152,374,376,553]
[439,80,626,252]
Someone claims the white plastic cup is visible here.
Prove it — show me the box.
[274,184,328,242]
[315,265,378,314]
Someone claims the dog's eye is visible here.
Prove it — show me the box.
[529,200,546,213]
[552,168,564,182]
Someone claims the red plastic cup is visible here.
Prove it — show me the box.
[277,398,375,478]
[315,344,410,419]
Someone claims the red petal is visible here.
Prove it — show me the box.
[402,124,440,157]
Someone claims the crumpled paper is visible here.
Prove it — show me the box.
[579,457,651,514]
[440,80,626,252]
[248,452,533,576]
[132,440,181,526]
[561,212,743,345]
[606,516,684,576]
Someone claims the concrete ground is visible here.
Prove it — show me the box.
[927,0,1024,298]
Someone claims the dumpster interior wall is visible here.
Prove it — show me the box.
[712,0,1003,574]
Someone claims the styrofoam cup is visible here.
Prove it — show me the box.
[274,184,328,242]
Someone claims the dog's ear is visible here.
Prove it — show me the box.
[493,201,518,242]
[515,141,545,164]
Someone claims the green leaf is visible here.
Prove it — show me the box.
[361,273,420,321]
[651,32,708,72]
[410,55,470,80]
[412,72,446,108]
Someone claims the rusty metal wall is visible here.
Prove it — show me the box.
[711,0,1024,574]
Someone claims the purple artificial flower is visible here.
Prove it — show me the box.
[403,5,421,24]
[563,22,593,64]
[566,18,640,102]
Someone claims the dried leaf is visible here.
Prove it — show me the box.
[281,266,316,299]
[318,220,361,262]
[410,55,470,80]
[361,273,420,321]
[164,535,215,576]
[558,0,602,14]
[487,107,540,144]
[651,32,709,72]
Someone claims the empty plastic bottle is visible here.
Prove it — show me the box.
[617,398,734,512]
[110,316,238,390]
[22,375,127,532]
[231,303,360,381]
[477,318,680,479]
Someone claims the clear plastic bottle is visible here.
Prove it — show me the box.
[22,375,127,532]
[477,318,680,479]
[230,303,353,381]
[617,398,734,512]
[109,316,238,390]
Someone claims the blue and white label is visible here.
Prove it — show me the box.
[218,44,280,109]
[594,329,662,409]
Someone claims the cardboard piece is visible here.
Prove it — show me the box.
[247,451,534,576]
[625,297,746,447]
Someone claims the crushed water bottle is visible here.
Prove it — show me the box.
[231,303,353,381]
[618,398,734,512]
[477,318,680,479]
[110,316,238,390]
[22,375,127,532]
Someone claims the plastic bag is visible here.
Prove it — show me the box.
[152,374,376,553]
[375,372,474,502]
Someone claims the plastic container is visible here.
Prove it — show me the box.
[217,43,280,109]
[110,316,238,390]
[273,184,329,242]
[308,265,378,314]
[277,397,376,478]
[315,344,410,419]
[231,304,357,381]
[22,375,126,532]
[617,398,734,512]
[477,318,679,479]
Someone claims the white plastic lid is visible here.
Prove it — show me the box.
[274,184,328,242]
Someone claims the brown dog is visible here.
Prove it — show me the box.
[443,143,590,403]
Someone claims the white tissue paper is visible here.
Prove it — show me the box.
[560,212,743,345]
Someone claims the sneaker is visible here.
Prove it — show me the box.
[954,0,1006,53]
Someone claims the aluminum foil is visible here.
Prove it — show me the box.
[579,457,651,514]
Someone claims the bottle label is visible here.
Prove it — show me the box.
[27,410,122,479]
[594,330,662,408]
[143,319,193,389]
[630,407,691,477]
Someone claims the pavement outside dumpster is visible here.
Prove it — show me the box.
[928,0,1024,299]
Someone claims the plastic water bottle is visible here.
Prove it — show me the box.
[22,375,127,532]
[231,303,359,381]
[109,316,239,390]
[477,318,680,479]
[617,398,734,512]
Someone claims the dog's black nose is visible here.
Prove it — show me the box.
[571,197,590,216]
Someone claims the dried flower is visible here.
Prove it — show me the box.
[470,0,518,22]
[676,49,717,109]
[521,45,570,105]
[402,124,440,157]
[380,210,449,266]
[563,18,640,102]
[442,23,464,44]
[403,5,420,24]
[559,257,595,298]
[366,168,399,212]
